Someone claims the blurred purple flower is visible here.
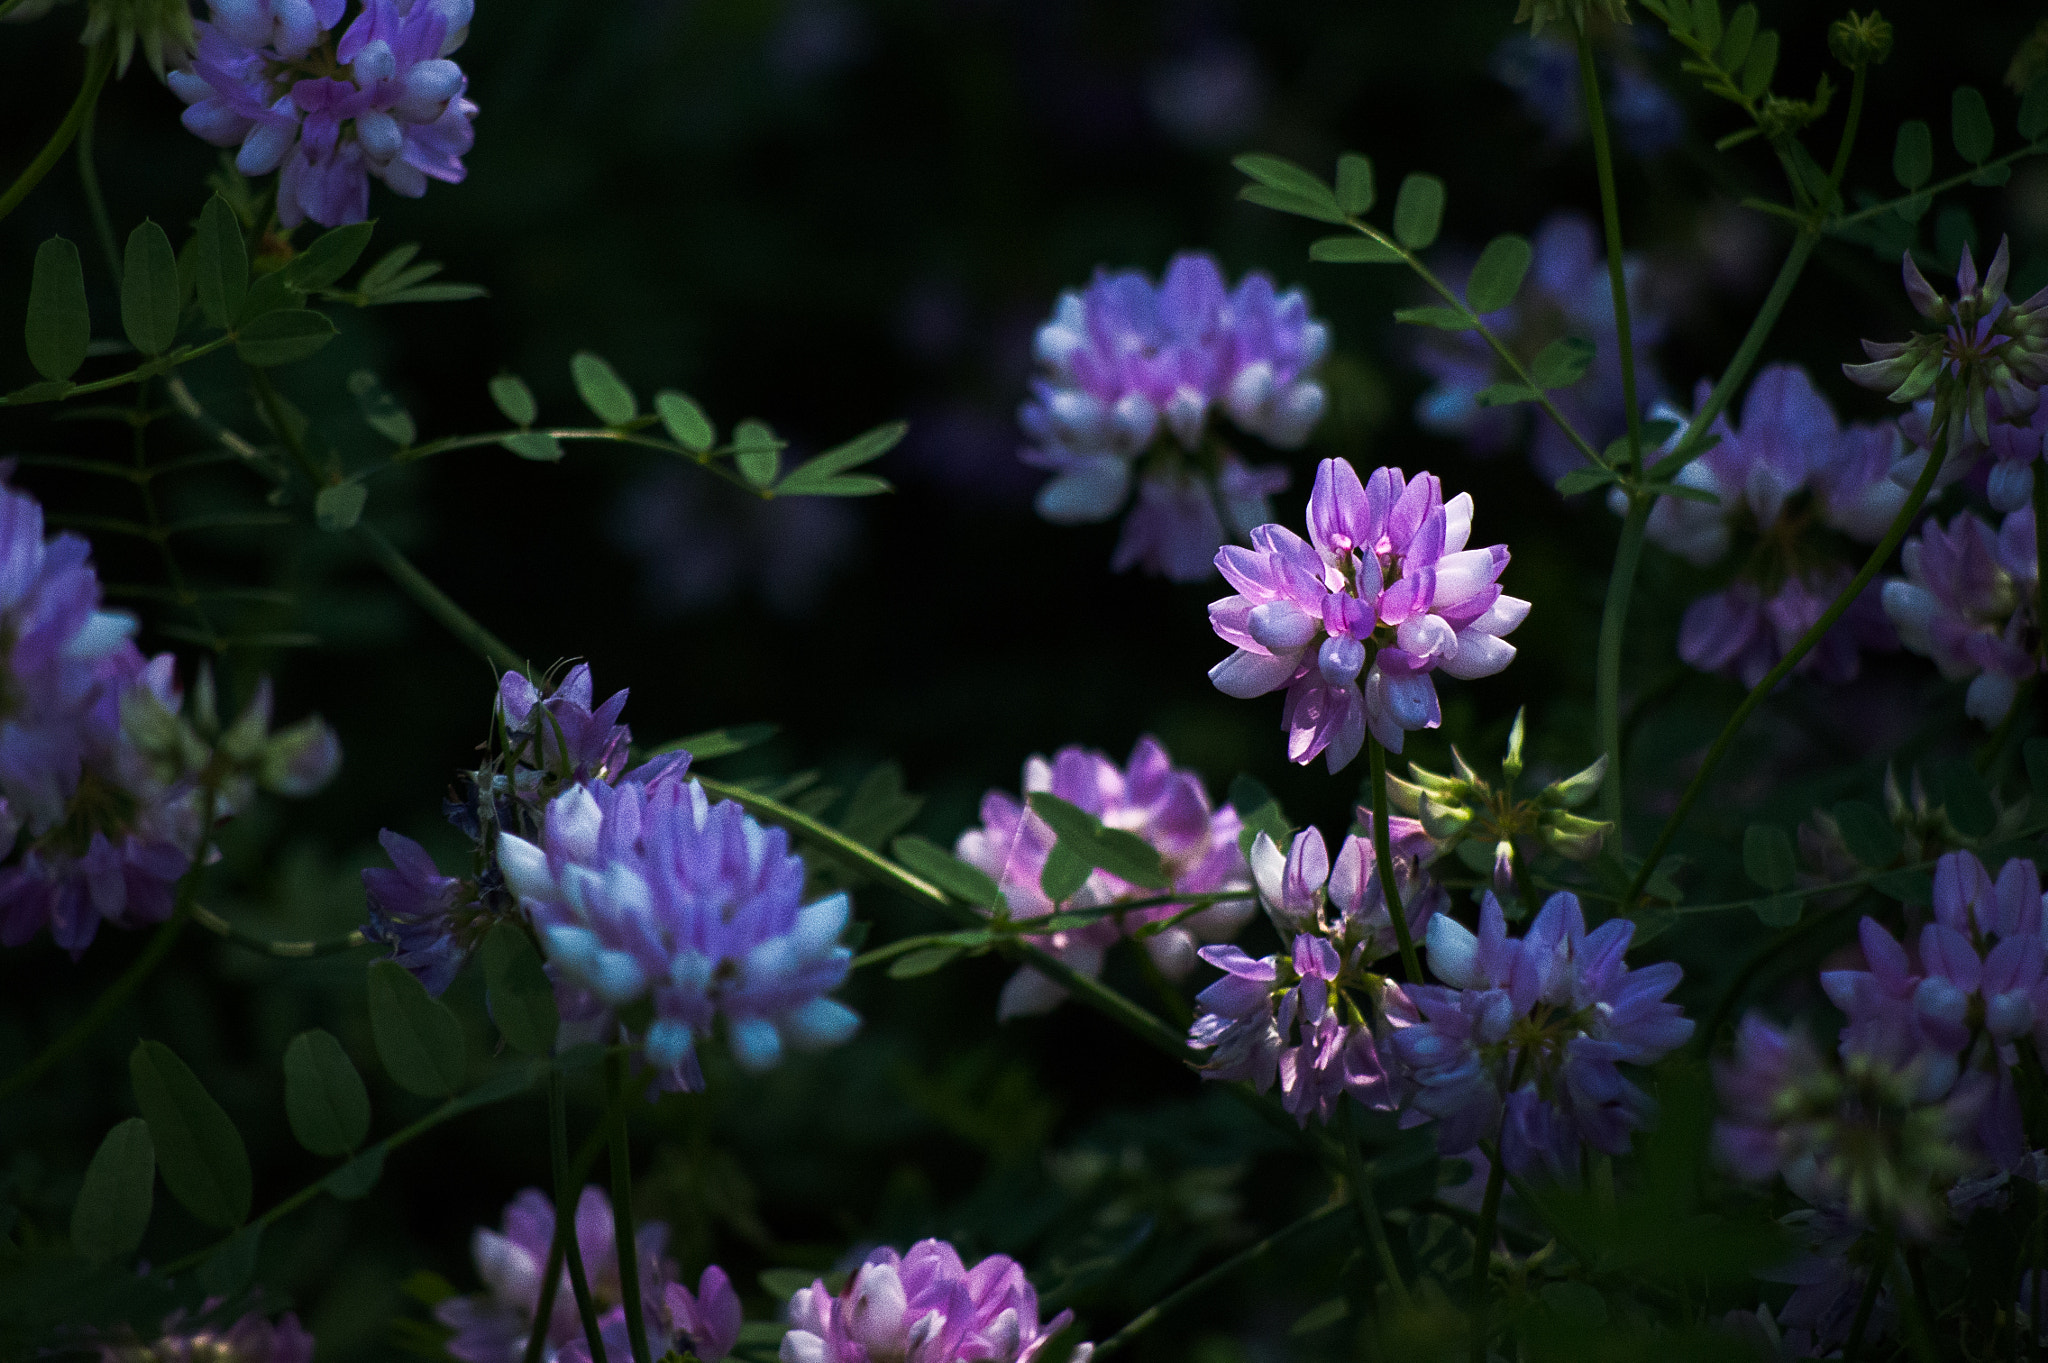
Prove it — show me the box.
[781,1239,1086,1363]
[1389,891,1692,1179]
[100,1304,314,1363]
[954,736,1253,1019]
[1882,503,2037,725]
[613,466,860,617]
[1022,252,1324,582]
[1412,214,1666,484]
[168,0,477,228]
[1146,42,1264,149]
[1491,32,1683,155]
[1208,458,1526,767]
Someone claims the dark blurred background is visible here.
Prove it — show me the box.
[2,1,2045,1358]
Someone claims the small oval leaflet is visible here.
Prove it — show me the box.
[489,372,538,426]
[324,1144,386,1201]
[1718,5,1757,70]
[236,309,337,367]
[482,921,559,1058]
[70,1118,155,1263]
[1392,174,1446,251]
[1334,152,1374,215]
[315,483,368,532]
[1308,235,1403,265]
[887,945,962,979]
[283,1028,371,1157]
[1465,234,1532,313]
[195,194,248,329]
[25,237,90,383]
[1952,85,1994,164]
[130,1039,252,1230]
[733,418,781,488]
[500,431,565,462]
[121,220,182,358]
[366,959,466,1098]
[891,834,1004,909]
[1894,120,1933,189]
[655,390,715,452]
[1741,823,1796,892]
[570,351,636,426]
[198,1224,263,1296]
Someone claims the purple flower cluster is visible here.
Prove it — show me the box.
[99,1305,314,1363]
[0,478,215,957]
[1882,504,2038,726]
[1642,365,1903,687]
[954,736,1253,1019]
[439,1185,740,1363]
[1207,457,1526,768]
[1411,214,1666,483]
[1021,252,1326,581]
[1188,822,1444,1125]
[781,1239,1087,1363]
[1391,891,1692,1178]
[500,773,859,1090]
[168,0,477,228]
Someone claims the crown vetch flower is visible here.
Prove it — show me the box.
[499,776,859,1089]
[1208,458,1526,768]
[1881,503,2038,726]
[1022,252,1324,581]
[168,0,476,228]
[438,1185,741,1363]
[1389,891,1692,1178]
[1642,367,1902,687]
[780,1240,1088,1363]
[954,736,1253,1019]
[1412,214,1667,483]
[361,828,473,995]
[99,1305,314,1363]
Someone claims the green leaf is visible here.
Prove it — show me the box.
[2021,74,2048,142]
[1026,792,1170,891]
[1831,800,1900,868]
[235,308,336,366]
[314,483,366,532]
[1937,758,1996,839]
[1952,85,1994,163]
[1289,1298,1348,1336]
[234,269,303,327]
[655,390,714,452]
[1466,234,1532,312]
[777,473,889,497]
[658,722,778,761]
[120,221,181,357]
[324,1145,385,1201]
[375,283,488,305]
[130,1040,251,1230]
[1640,479,1721,505]
[1532,336,1596,388]
[1232,153,1344,223]
[70,1119,154,1263]
[1873,868,1934,906]
[1039,840,1091,903]
[1692,0,1722,47]
[1392,174,1446,250]
[1308,234,1403,264]
[1238,183,1349,225]
[1894,120,1933,189]
[482,922,560,1058]
[500,432,564,462]
[366,960,465,1098]
[1753,894,1802,928]
[887,945,962,979]
[1555,465,1618,496]
[1334,152,1375,214]
[1717,4,1755,68]
[282,1029,370,1157]
[25,237,89,382]
[1226,774,1290,858]
[1738,29,1777,100]
[2025,736,2048,804]
[733,418,780,487]
[347,369,415,446]
[1475,383,1540,407]
[1391,306,1474,330]
[777,420,907,495]
[570,351,636,425]
[283,221,375,290]
[194,196,248,330]
[891,835,1005,909]
[198,1224,263,1296]
[489,374,538,426]
[1742,824,1796,891]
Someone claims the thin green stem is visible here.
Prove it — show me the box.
[1625,406,1947,907]
[382,427,770,499]
[1090,1199,1349,1358]
[1842,1228,1894,1362]
[2036,455,2047,674]
[1368,740,1422,981]
[0,38,114,224]
[189,902,368,958]
[1595,493,1650,826]
[1469,1147,1509,1363]
[76,98,121,285]
[1574,15,1643,474]
[605,1050,654,1363]
[693,775,948,904]
[1339,1103,1409,1305]
[0,337,238,407]
[551,1067,609,1363]
[1828,63,1868,192]
[0,910,187,1102]
[1832,140,2047,229]
[352,524,526,675]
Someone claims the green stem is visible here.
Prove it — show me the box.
[1574,15,1644,474]
[189,902,368,958]
[0,909,187,1102]
[605,1050,654,1363]
[352,523,526,675]
[1339,1103,1410,1305]
[1595,493,1650,827]
[76,98,120,285]
[1469,1148,1508,1363]
[1625,406,1947,907]
[0,338,239,406]
[1842,1228,1894,1362]
[0,38,114,224]
[550,1067,609,1363]
[1367,739,1422,981]
[1090,1199,1349,1358]
[1831,139,2047,229]
[1828,63,1868,192]
[693,775,948,904]
[381,427,770,499]
[2035,454,2047,675]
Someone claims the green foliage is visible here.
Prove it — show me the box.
[366,960,466,1098]
[314,483,368,531]
[655,390,715,452]
[69,1120,155,1263]
[1334,152,1375,215]
[24,237,89,382]
[1894,119,1934,188]
[130,1040,252,1230]
[283,1029,371,1157]
[1555,465,1618,496]
[284,222,376,291]
[198,1226,262,1295]
[1466,234,1532,313]
[732,418,782,487]
[1740,824,1795,890]
[1392,174,1445,250]
[481,923,560,1058]
[571,351,637,425]
[348,370,416,447]
[1952,85,1994,163]
[892,835,1006,909]
[1832,800,1900,867]
[776,420,904,497]
[490,373,538,426]
[2021,74,2048,141]
[1308,234,1403,264]
[1531,336,1596,388]
[236,309,337,366]
[1026,792,1170,892]
[1936,758,1996,838]
[193,195,248,329]
[1232,153,1347,224]
[500,431,564,462]
[120,221,181,357]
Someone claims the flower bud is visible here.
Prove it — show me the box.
[1538,754,1607,809]
[260,716,343,796]
[1501,708,1526,786]
[1828,11,1893,68]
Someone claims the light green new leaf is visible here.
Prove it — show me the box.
[734,418,780,487]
